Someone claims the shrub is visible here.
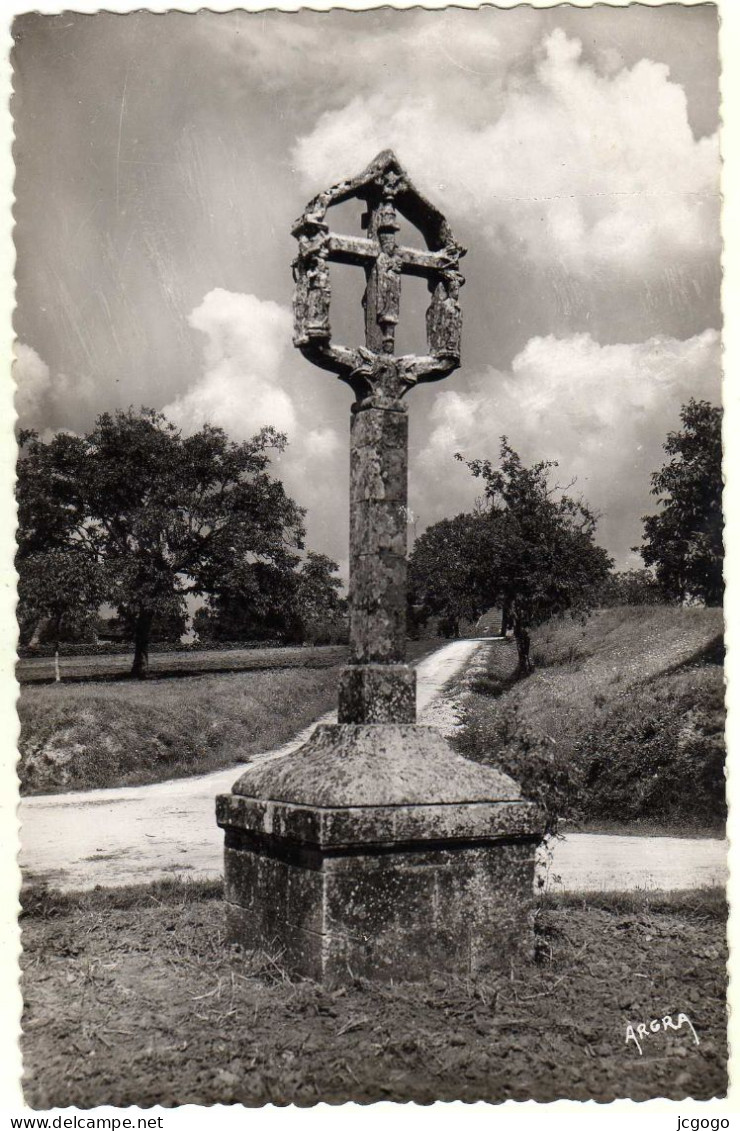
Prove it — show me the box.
[454,606,725,831]
[579,666,725,827]
[454,701,584,834]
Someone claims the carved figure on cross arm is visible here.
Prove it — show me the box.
[292,257,308,347]
[304,251,331,338]
[427,268,464,359]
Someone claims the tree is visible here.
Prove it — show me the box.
[460,442,612,674]
[410,442,611,674]
[17,548,108,648]
[195,552,345,645]
[294,552,345,644]
[638,400,723,606]
[597,568,665,607]
[422,440,611,676]
[108,606,189,646]
[408,513,500,638]
[194,561,300,643]
[16,408,306,677]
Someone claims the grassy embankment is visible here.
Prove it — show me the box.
[18,639,440,796]
[456,606,725,834]
[20,877,727,1106]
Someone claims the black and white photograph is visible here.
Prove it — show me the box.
[7,0,733,1113]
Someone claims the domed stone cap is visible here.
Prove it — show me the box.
[231,723,522,807]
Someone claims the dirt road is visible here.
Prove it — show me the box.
[538,833,727,893]
[19,637,728,894]
[19,638,484,891]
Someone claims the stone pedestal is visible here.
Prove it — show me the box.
[216,724,542,983]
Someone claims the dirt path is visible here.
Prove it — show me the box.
[19,639,484,891]
[538,833,727,893]
[19,636,728,895]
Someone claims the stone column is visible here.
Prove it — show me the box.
[338,403,416,724]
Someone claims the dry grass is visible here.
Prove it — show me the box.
[525,605,723,751]
[457,606,725,831]
[18,666,340,795]
[20,878,727,1107]
[18,638,443,795]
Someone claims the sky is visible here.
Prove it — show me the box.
[11,5,722,578]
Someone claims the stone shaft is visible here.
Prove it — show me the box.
[338,403,413,723]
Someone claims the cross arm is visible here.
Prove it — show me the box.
[397,353,460,387]
[397,246,462,278]
[297,338,371,382]
[323,235,466,279]
[326,234,376,266]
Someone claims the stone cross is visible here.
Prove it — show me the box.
[291,150,466,725]
[217,151,542,986]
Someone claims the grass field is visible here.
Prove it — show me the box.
[456,606,725,832]
[17,643,349,685]
[20,878,727,1106]
[18,638,442,796]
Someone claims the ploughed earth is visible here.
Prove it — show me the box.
[20,883,727,1107]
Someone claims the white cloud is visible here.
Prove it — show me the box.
[293,28,719,280]
[166,288,346,561]
[13,343,96,434]
[164,289,296,439]
[414,328,721,565]
[305,427,341,458]
[13,343,50,427]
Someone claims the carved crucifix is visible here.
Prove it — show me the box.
[293,149,466,407]
[292,151,466,725]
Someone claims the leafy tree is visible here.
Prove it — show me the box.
[105,607,189,646]
[17,548,108,648]
[410,442,611,674]
[459,441,612,675]
[194,562,300,644]
[16,408,305,677]
[408,513,500,638]
[195,552,345,645]
[638,400,723,606]
[597,568,665,607]
[294,552,345,644]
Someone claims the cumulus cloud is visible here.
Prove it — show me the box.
[13,342,97,434]
[164,289,297,439]
[414,328,721,565]
[165,285,345,467]
[13,343,50,427]
[166,288,346,565]
[293,28,719,280]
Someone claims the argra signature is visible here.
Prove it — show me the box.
[625,1011,699,1056]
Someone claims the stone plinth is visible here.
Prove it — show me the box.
[216,724,543,983]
